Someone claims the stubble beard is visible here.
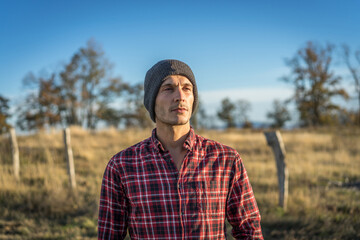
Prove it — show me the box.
[157,114,190,127]
[155,108,191,127]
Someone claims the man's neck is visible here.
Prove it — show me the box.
[156,123,191,151]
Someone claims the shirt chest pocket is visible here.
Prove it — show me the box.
[184,180,222,213]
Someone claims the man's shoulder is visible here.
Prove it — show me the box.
[195,134,239,156]
[109,136,152,164]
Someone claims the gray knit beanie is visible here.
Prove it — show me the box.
[144,59,198,122]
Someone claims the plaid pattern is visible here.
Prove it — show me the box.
[98,128,263,239]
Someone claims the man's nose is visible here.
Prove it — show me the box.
[174,87,185,102]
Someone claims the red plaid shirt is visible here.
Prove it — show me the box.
[98,128,263,239]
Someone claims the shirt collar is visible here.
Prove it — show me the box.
[151,126,196,152]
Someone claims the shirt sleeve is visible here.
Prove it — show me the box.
[226,154,263,240]
[98,159,129,240]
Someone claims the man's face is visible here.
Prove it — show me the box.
[155,75,194,126]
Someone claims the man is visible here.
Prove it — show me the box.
[98,59,263,239]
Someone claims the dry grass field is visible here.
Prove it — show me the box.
[0,126,359,239]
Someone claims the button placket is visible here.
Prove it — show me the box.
[178,182,185,214]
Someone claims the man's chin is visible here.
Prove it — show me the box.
[161,118,190,126]
[174,116,191,125]
[171,120,189,126]
[155,114,192,126]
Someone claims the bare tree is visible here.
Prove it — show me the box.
[58,39,128,129]
[70,39,124,129]
[18,39,130,131]
[59,52,81,126]
[342,44,360,126]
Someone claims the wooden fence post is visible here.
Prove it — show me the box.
[264,131,288,210]
[63,128,76,191]
[9,128,20,181]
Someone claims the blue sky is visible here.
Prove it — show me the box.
[0,0,359,124]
